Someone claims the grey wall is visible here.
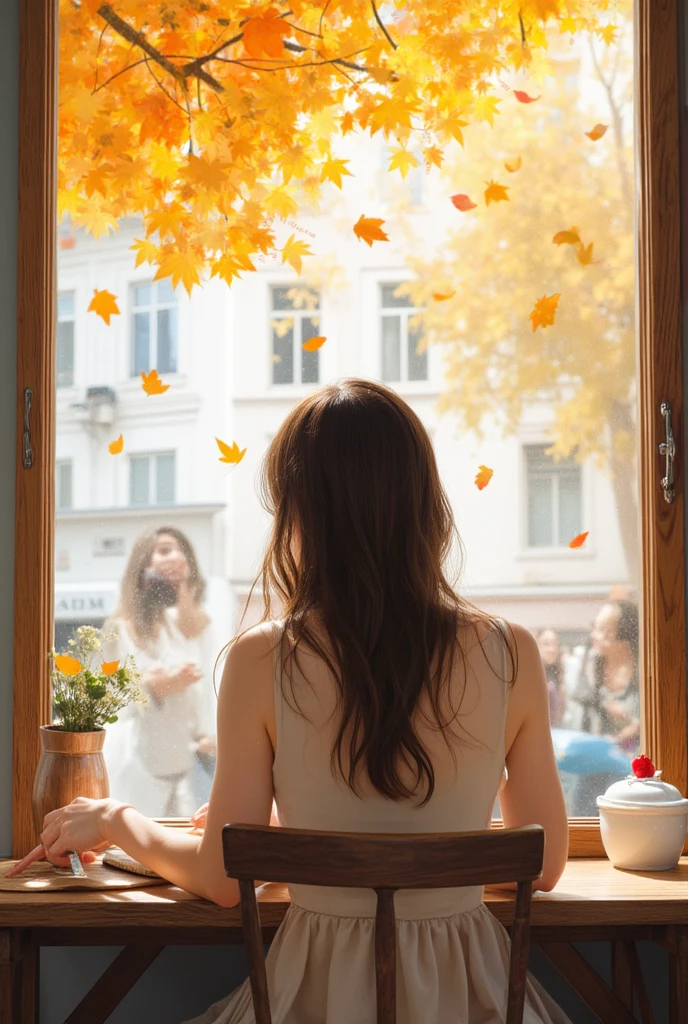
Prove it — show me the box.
[0,0,676,1020]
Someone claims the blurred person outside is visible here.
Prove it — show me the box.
[102,526,219,817]
[536,629,567,728]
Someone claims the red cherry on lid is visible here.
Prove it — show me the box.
[631,754,656,778]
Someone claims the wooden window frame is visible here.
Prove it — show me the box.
[11,0,686,857]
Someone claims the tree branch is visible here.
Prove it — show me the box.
[371,0,397,49]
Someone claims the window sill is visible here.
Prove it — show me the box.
[515,546,595,561]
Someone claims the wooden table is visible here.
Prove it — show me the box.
[1,858,687,1024]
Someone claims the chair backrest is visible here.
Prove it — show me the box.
[223,823,545,1024]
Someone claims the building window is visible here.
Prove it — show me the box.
[131,280,178,376]
[56,460,73,510]
[271,286,320,386]
[525,445,582,548]
[129,452,176,506]
[57,291,75,388]
[380,283,428,383]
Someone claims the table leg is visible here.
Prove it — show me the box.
[0,929,36,1024]
[613,940,634,1010]
[669,925,688,1024]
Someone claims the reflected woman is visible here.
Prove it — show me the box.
[102,526,216,817]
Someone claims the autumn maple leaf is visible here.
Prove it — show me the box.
[387,147,419,179]
[353,214,389,247]
[215,437,247,465]
[597,24,617,45]
[475,465,494,490]
[504,156,522,173]
[513,90,540,103]
[131,238,158,268]
[552,227,581,245]
[282,234,313,275]
[153,252,199,295]
[450,193,477,212]
[585,123,608,141]
[108,434,124,455]
[423,146,444,170]
[484,180,509,205]
[529,293,561,332]
[141,369,170,396]
[320,157,353,189]
[243,9,288,59]
[569,531,589,549]
[576,242,600,266]
[87,288,120,325]
[302,335,326,351]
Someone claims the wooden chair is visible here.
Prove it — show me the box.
[223,822,545,1024]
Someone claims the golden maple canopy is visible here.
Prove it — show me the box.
[59,0,617,292]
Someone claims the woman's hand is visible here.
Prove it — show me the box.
[602,699,630,723]
[196,735,216,756]
[145,661,202,700]
[189,802,208,830]
[39,797,123,867]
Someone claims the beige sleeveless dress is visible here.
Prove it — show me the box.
[184,619,572,1024]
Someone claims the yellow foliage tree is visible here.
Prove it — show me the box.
[402,14,637,581]
[59,0,617,292]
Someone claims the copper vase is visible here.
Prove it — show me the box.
[32,725,110,833]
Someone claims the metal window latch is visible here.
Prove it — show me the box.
[659,401,675,504]
[22,387,33,469]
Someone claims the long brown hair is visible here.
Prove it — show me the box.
[113,526,206,648]
[241,379,516,808]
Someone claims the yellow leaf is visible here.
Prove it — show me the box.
[185,154,229,190]
[597,24,617,45]
[131,238,158,268]
[215,437,246,464]
[101,660,120,675]
[387,147,419,179]
[264,188,299,220]
[474,95,501,127]
[504,156,522,173]
[585,123,608,141]
[87,289,120,325]
[576,242,600,265]
[484,180,509,205]
[54,655,83,677]
[423,146,444,170]
[141,369,170,396]
[529,293,561,332]
[153,251,200,296]
[353,214,389,247]
[552,227,581,245]
[302,335,326,351]
[475,465,494,490]
[108,434,124,455]
[281,234,313,275]
[433,291,455,301]
[320,157,353,189]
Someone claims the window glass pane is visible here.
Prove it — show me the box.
[272,317,294,384]
[156,453,176,504]
[133,312,150,375]
[381,284,411,309]
[272,287,295,311]
[56,462,72,510]
[407,321,427,382]
[58,292,75,317]
[56,320,74,388]
[381,316,401,381]
[558,471,582,546]
[129,457,150,506]
[301,317,320,385]
[134,283,151,307]
[156,278,176,304]
[157,308,178,374]
[528,476,553,548]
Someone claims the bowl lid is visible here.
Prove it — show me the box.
[597,774,688,810]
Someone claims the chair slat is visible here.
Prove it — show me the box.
[224,823,544,1024]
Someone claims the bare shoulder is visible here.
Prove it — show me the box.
[501,618,549,749]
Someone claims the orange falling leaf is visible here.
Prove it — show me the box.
[215,437,247,465]
[433,291,456,301]
[576,242,600,266]
[569,531,589,549]
[353,214,389,247]
[475,465,494,490]
[141,369,170,396]
[302,335,326,351]
[54,655,83,677]
[243,8,288,59]
[108,434,124,455]
[552,227,581,246]
[513,89,540,103]
[101,660,120,675]
[585,123,608,141]
[87,288,120,326]
[484,180,509,206]
[504,156,522,173]
[529,293,561,332]
[450,193,477,212]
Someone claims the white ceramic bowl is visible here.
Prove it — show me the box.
[597,776,688,871]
